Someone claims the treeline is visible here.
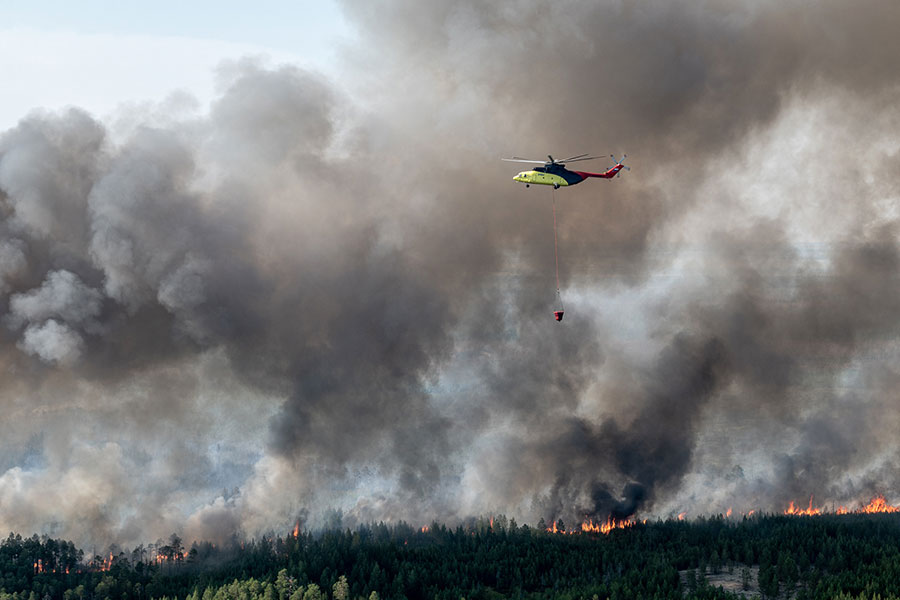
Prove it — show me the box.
[3,514,900,600]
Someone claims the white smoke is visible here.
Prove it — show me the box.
[0,0,899,550]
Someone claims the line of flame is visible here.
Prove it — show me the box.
[785,494,900,516]
[545,516,639,535]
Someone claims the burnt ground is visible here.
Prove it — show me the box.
[679,565,803,599]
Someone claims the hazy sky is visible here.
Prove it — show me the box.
[0,1,350,128]
[2,0,900,550]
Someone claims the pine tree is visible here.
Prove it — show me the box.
[302,583,323,600]
[332,576,348,600]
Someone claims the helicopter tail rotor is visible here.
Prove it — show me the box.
[610,154,631,171]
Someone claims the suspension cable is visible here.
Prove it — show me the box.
[552,188,563,309]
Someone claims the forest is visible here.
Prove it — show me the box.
[3,513,900,600]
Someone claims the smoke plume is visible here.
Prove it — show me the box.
[1,0,900,547]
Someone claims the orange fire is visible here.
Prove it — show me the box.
[546,516,637,535]
[677,512,686,521]
[420,525,429,533]
[154,550,184,565]
[88,553,115,572]
[785,496,822,516]
[292,522,300,538]
[784,494,900,516]
[859,495,900,514]
[726,507,732,517]
[599,516,637,534]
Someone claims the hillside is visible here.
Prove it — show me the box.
[4,514,900,600]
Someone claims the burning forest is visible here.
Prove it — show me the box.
[9,511,900,600]
[784,494,900,516]
[534,493,900,536]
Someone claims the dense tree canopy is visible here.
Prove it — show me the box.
[3,514,900,600]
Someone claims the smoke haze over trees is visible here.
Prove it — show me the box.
[1,0,900,547]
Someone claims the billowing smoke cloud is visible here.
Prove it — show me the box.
[1,0,900,548]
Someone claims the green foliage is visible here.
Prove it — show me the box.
[331,576,347,600]
[302,583,323,600]
[4,514,900,599]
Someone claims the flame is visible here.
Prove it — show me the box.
[580,519,600,533]
[677,512,686,521]
[546,516,637,535]
[860,495,900,513]
[292,522,300,538]
[420,525,429,533]
[489,517,494,529]
[782,494,900,516]
[726,507,732,517]
[748,510,755,516]
[599,516,637,534]
[153,549,185,565]
[785,496,822,516]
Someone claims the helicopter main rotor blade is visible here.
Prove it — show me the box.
[501,158,548,164]
[559,153,590,162]
[502,154,606,165]
[559,155,605,164]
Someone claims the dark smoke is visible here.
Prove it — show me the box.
[1,0,900,547]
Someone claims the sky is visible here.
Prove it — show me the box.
[0,1,351,129]
[1,0,900,550]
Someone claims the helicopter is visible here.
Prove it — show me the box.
[503,153,631,323]
[502,153,629,188]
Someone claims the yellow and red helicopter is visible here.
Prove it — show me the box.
[503,153,630,322]
[503,153,629,189]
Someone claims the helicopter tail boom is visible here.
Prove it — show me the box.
[575,154,630,179]
[573,167,621,179]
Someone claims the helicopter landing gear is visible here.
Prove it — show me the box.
[526,184,530,188]
[553,183,560,189]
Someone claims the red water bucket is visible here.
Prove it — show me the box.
[553,310,564,322]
